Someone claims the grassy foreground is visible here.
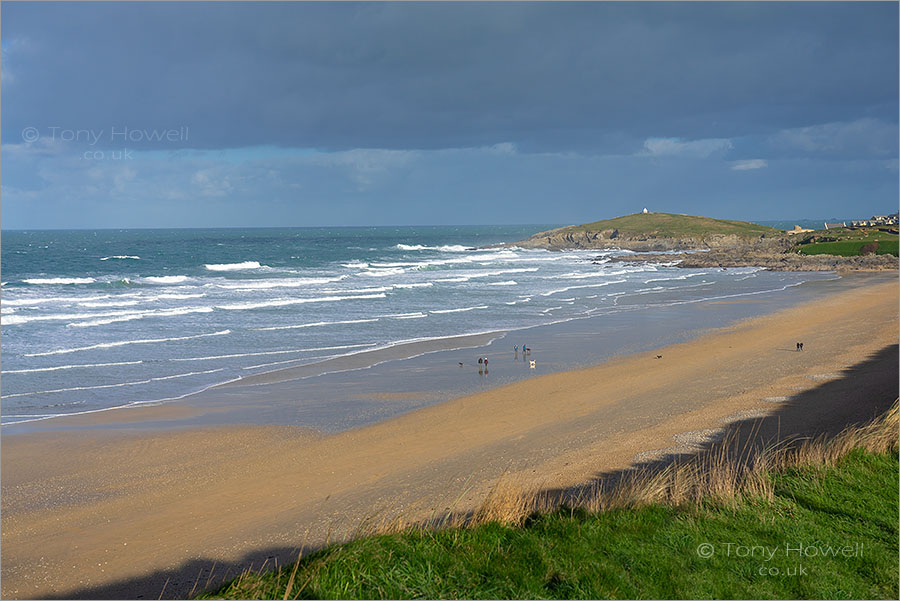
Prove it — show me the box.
[202,407,899,600]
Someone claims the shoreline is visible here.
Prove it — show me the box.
[5,269,875,435]
[2,276,897,598]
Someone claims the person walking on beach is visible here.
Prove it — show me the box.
[799,342,804,351]
[796,342,801,351]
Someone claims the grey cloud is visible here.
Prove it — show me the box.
[769,118,897,158]
[2,2,897,153]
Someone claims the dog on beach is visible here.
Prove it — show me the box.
[529,360,536,369]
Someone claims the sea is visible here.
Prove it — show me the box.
[1,226,838,429]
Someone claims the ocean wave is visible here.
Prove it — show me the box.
[204,261,267,271]
[3,308,137,326]
[430,305,489,314]
[540,279,627,297]
[154,293,207,300]
[1,294,113,306]
[488,280,518,286]
[360,267,407,278]
[241,355,339,371]
[395,243,471,252]
[67,306,215,328]
[643,272,709,283]
[22,277,96,285]
[143,275,192,284]
[2,368,225,399]
[100,255,140,261]
[216,292,386,311]
[255,318,381,331]
[77,299,141,308]
[318,286,392,295]
[25,329,231,357]
[394,282,434,289]
[3,360,144,374]
[170,343,377,362]
[210,276,347,290]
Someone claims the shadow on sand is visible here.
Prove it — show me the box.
[50,345,898,600]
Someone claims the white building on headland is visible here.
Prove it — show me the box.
[642,208,649,214]
[850,213,899,228]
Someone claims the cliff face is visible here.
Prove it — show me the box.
[513,226,789,252]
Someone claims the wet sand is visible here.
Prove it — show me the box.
[2,278,897,599]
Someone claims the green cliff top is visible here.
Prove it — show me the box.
[562,212,782,240]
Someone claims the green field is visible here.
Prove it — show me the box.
[798,240,899,257]
[793,226,899,257]
[563,213,782,240]
[204,448,899,600]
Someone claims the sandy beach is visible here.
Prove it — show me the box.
[2,277,897,599]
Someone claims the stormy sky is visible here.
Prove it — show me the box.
[2,1,897,229]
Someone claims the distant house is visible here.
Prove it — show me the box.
[824,222,846,230]
[850,213,899,228]
[642,208,649,214]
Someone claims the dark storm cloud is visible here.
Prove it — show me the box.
[3,1,897,153]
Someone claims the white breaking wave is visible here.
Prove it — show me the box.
[395,243,471,252]
[3,360,144,374]
[2,294,113,306]
[540,279,627,297]
[256,318,381,331]
[155,293,207,300]
[210,276,346,290]
[216,292,386,311]
[143,275,191,284]
[430,305,489,314]
[68,306,215,328]
[242,355,340,371]
[644,272,709,283]
[318,286,392,295]
[2,368,225,399]
[171,343,377,362]
[23,277,96,285]
[100,255,140,261]
[361,267,407,278]
[394,282,434,289]
[205,261,266,271]
[25,329,231,357]
[488,280,518,286]
[4,308,139,326]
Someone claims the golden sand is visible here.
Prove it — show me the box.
[2,279,897,599]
